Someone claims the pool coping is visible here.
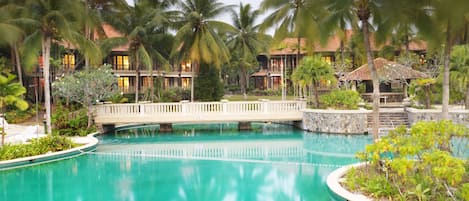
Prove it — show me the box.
[0,133,99,170]
[326,162,373,201]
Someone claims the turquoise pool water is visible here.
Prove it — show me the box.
[0,123,373,201]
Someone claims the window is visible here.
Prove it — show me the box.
[181,61,192,72]
[142,77,152,90]
[181,78,190,89]
[113,55,129,70]
[118,77,130,93]
[62,54,75,71]
[322,56,334,64]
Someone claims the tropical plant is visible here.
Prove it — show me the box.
[108,0,172,102]
[194,63,224,101]
[260,0,324,65]
[0,72,28,145]
[352,121,469,200]
[52,65,120,128]
[0,135,76,160]
[409,78,436,109]
[450,45,469,109]
[17,0,94,135]
[320,90,362,109]
[321,0,357,65]
[226,3,270,99]
[292,56,335,108]
[0,4,26,86]
[420,0,469,119]
[171,0,233,101]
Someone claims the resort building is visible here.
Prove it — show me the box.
[251,31,427,91]
[28,24,194,100]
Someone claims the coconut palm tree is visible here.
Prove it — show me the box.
[80,0,129,67]
[20,0,87,134]
[171,0,233,102]
[260,0,324,64]
[321,0,357,65]
[226,3,270,99]
[450,45,469,109]
[0,4,27,86]
[109,0,172,102]
[421,0,469,119]
[293,56,335,108]
[374,0,432,56]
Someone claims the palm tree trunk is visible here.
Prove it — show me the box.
[13,43,23,87]
[425,86,431,109]
[313,81,319,108]
[361,16,380,142]
[42,36,52,135]
[442,21,451,119]
[465,83,469,109]
[239,65,247,99]
[191,62,198,102]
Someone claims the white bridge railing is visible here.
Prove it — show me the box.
[94,100,306,124]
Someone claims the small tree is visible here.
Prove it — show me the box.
[194,63,224,101]
[52,65,120,128]
[409,78,436,109]
[450,45,469,109]
[0,73,28,145]
[293,56,336,108]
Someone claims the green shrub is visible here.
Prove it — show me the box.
[319,90,362,109]
[351,121,469,200]
[4,104,38,123]
[161,87,190,102]
[194,63,224,101]
[0,135,76,160]
[52,105,96,136]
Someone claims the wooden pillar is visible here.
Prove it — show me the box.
[159,123,173,132]
[238,122,251,131]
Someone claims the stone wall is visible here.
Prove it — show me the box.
[303,109,370,134]
[406,108,469,125]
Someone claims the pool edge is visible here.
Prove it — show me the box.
[0,133,99,170]
[326,162,373,201]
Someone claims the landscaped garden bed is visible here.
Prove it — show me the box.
[342,121,469,200]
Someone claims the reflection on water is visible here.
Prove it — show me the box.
[1,123,372,201]
[0,155,341,201]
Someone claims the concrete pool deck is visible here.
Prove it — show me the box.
[0,133,99,170]
[327,162,373,201]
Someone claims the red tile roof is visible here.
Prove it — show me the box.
[268,30,427,55]
[340,57,428,81]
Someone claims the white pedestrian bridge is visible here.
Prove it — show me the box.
[94,100,306,126]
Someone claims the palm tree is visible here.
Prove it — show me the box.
[321,0,357,65]
[0,73,28,145]
[450,45,469,109]
[80,0,129,67]
[260,0,324,64]
[171,0,233,102]
[0,4,26,86]
[226,3,270,99]
[293,56,335,108]
[421,0,469,119]
[21,0,87,134]
[374,0,432,56]
[109,0,172,102]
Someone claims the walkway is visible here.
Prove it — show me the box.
[93,100,306,125]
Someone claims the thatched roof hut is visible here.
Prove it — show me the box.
[340,57,428,81]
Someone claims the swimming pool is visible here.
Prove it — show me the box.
[0,123,372,201]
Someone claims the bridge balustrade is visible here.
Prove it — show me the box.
[94,100,306,124]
